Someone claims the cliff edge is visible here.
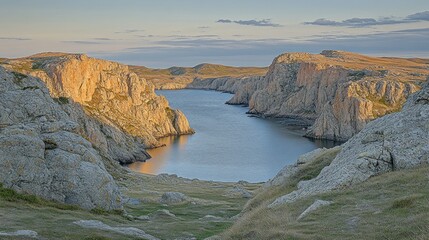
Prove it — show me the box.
[237,50,428,141]
[1,53,195,163]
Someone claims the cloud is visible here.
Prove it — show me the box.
[135,34,219,39]
[406,11,429,21]
[91,27,429,68]
[92,37,113,41]
[216,19,282,27]
[63,40,102,45]
[305,11,429,27]
[114,29,144,34]
[0,37,31,41]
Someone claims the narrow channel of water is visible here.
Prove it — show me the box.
[128,90,338,182]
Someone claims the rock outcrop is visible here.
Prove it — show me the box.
[74,220,159,240]
[244,51,427,141]
[0,67,122,210]
[187,76,263,97]
[264,146,341,188]
[269,79,429,206]
[159,192,188,204]
[1,53,195,163]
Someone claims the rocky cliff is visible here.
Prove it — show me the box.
[269,78,429,206]
[187,76,263,100]
[0,66,122,210]
[1,53,194,163]
[233,51,428,141]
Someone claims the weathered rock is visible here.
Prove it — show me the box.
[74,220,159,240]
[0,67,122,210]
[174,235,197,240]
[123,197,141,205]
[0,230,39,238]
[269,80,429,205]
[296,200,333,220]
[60,101,150,164]
[199,215,225,222]
[137,209,177,221]
[264,146,341,188]
[187,76,263,95]
[246,51,426,141]
[1,53,194,162]
[160,192,188,204]
[224,186,253,198]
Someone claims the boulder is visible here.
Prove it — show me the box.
[74,220,159,240]
[160,192,188,204]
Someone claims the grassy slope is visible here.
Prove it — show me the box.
[0,172,260,240]
[222,155,429,240]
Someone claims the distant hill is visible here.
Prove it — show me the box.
[129,63,268,89]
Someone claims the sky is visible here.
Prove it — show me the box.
[1,0,429,68]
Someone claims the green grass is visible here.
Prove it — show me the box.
[11,71,27,83]
[0,183,79,211]
[0,171,259,239]
[31,61,45,70]
[53,96,70,104]
[22,86,40,90]
[90,207,124,216]
[390,194,421,209]
[0,183,40,203]
[222,162,429,240]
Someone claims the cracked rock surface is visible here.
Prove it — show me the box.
[270,79,429,206]
[0,66,122,210]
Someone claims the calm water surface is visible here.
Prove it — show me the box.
[128,90,336,182]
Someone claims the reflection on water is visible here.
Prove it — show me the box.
[129,135,190,174]
[128,90,340,182]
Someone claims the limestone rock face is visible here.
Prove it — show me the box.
[0,67,122,210]
[3,53,194,149]
[246,51,427,141]
[270,79,429,205]
[187,76,260,93]
[60,101,150,164]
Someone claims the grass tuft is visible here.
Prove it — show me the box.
[391,195,418,209]
[0,183,79,210]
[53,96,70,104]
[90,207,123,216]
